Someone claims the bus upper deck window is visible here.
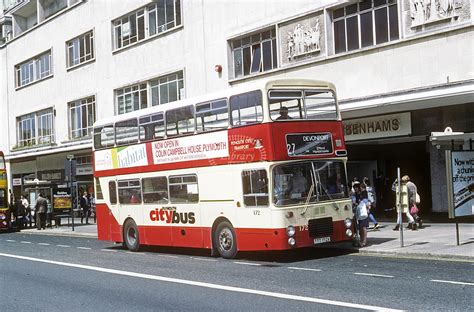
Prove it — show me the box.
[94,125,115,149]
[196,98,229,132]
[166,106,195,137]
[139,113,164,141]
[230,90,263,126]
[116,119,139,146]
[304,90,338,120]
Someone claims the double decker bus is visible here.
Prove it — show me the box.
[0,151,10,230]
[93,79,354,258]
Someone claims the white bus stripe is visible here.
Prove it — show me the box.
[288,267,322,272]
[354,272,394,278]
[233,261,262,266]
[431,279,474,286]
[0,253,402,312]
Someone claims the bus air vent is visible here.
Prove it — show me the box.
[308,217,333,238]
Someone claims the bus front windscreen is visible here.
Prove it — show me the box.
[268,89,338,121]
[273,160,348,206]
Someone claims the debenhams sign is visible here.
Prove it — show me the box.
[343,112,411,142]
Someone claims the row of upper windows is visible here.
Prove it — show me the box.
[14,0,398,88]
[14,0,182,89]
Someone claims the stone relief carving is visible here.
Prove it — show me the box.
[410,0,458,27]
[286,18,320,61]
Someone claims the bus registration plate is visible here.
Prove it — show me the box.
[314,237,331,244]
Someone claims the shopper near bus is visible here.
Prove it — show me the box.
[35,193,48,230]
[403,175,422,229]
[80,191,91,224]
[21,195,31,228]
[363,177,379,229]
[351,181,369,247]
[392,177,416,231]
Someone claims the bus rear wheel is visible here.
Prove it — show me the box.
[214,221,237,259]
[123,219,140,252]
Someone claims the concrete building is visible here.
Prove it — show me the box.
[0,0,472,215]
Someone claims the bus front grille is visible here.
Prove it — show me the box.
[308,217,333,238]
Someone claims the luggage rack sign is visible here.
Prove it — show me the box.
[286,133,333,156]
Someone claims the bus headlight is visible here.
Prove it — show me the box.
[286,225,296,237]
[288,237,296,246]
[345,229,353,237]
[344,218,352,228]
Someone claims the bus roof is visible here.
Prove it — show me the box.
[94,78,336,128]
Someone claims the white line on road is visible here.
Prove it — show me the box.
[56,245,71,248]
[190,257,218,262]
[20,241,32,244]
[0,252,402,312]
[101,249,118,252]
[126,251,144,255]
[288,267,322,272]
[77,247,92,250]
[38,243,50,246]
[6,240,16,242]
[431,279,474,286]
[233,261,262,266]
[354,272,394,278]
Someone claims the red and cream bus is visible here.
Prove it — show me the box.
[0,151,10,230]
[93,78,354,258]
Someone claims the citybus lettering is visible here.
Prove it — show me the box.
[150,208,196,224]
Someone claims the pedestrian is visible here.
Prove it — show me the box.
[46,195,52,228]
[392,177,416,231]
[90,193,96,223]
[35,193,48,230]
[404,175,422,228]
[351,181,369,247]
[363,177,379,229]
[21,195,31,228]
[80,191,90,224]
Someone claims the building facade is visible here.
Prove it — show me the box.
[0,0,473,215]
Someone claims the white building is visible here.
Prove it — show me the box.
[0,0,473,215]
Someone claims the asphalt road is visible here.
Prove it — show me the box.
[0,232,472,311]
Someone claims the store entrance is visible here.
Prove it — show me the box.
[347,140,432,214]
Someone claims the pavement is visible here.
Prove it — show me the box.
[18,220,474,261]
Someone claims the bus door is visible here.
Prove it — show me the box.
[168,174,202,248]
[103,180,122,242]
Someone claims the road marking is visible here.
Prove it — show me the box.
[6,240,16,242]
[0,253,402,311]
[101,249,118,252]
[38,243,50,246]
[288,267,322,272]
[191,257,218,262]
[431,279,474,286]
[233,261,262,266]
[354,273,394,278]
[56,245,71,248]
[21,241,32,244]
[126,251,144,255]
[77,247,91,250]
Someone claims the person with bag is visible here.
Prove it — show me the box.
[363,177,379,230]
[21,195,31,228]
[404,175,422,229]
[392,177,416,231]
[351,181,369,247]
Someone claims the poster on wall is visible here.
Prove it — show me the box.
[451,151,474,217]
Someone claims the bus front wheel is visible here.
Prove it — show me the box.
[214,221,237,259]
[123,219,140,252]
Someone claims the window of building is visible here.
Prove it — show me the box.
[333,0,399,54]
[169,174,198,203]
[242,169,268,207]
[113,0,181,50]
[15,50,52,88]
[66,30,94,68]
[196,98,229,132]
[115,71,184,115]
[17,108,54,148]
[116,83,147,115]
[142,177,168,204]
[150,71,184,106]
[118,179,141,204]
[69,95,96,139]
[231,28,277,78]
[230,90,263,126]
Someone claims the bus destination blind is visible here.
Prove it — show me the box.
[286,133,333,156]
